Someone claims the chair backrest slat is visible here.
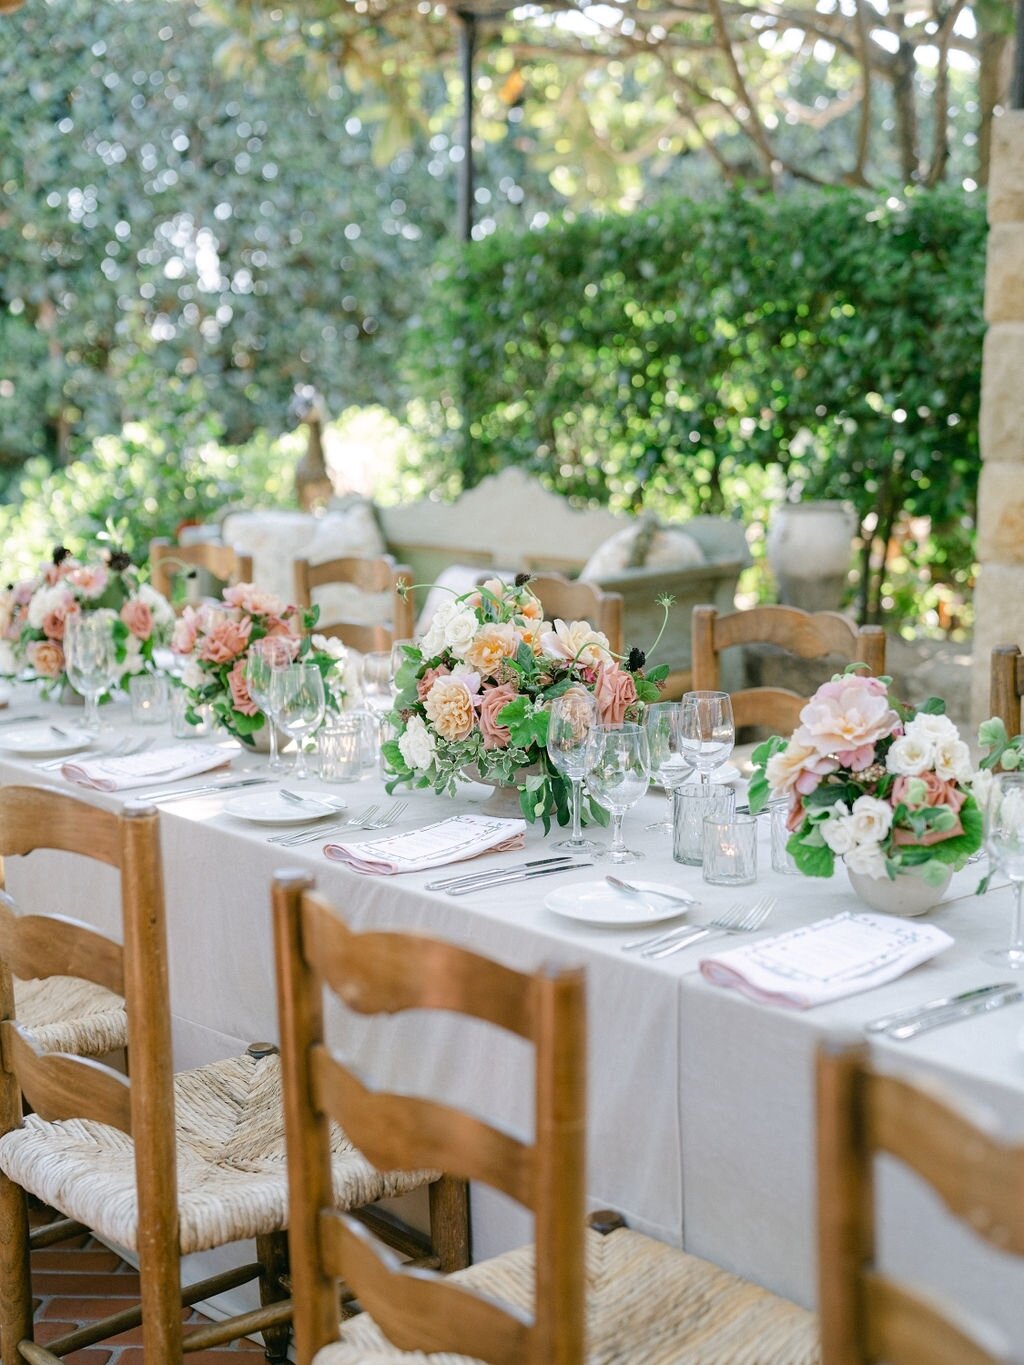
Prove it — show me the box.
[0,901,124,996]
[817,1042,1021,1365]
[527,573,624,656]
[273,872,586,1365]
[320,1212,532,1363]
[2,1023,133,1132]
[990,644,1024,738]
[149,539,254,605]
[310,1045,534,1204]
[293,555,414,647]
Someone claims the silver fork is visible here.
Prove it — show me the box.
[640,896,776,959]
[268,804,380,847]
[361,799,407,830]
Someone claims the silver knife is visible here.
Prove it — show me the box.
[0,713,42,727]
[135,776,271,802]
[865,982,1016,1034]
[427,857,576,891]
[887,988,1024,1041]
[447,862,594,896]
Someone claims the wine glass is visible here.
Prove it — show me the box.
[361,650,394,774]
[587,723,651,863]
[273,663,326,780]
[546,688,601,851]
[389,639,415,700]
[678,691,735,790]
[644,702,694,832]
[63,613,119,733]
[245,638,293,773]
[982,772,1024,969]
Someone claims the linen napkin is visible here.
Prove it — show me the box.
[62,742,232,792]
[324,813,527,876]
[700,911,954,1010]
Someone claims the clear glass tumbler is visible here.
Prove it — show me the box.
[673,786,735,866]
[769,802,800,875]
[702,815,758,886]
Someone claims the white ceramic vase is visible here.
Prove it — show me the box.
[846,865,952,917]
[766,501,857,612]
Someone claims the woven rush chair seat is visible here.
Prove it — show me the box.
[13,975,127,1057]
[0,1051,430,1257]
[313,1227,818,1365]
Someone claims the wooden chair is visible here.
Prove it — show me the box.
[692,604,887,733]
[527,572,624,656]
[817,1039,1022,1364]
[0,788,453,1363]
[149,538,254,607]
[990,643,1024,738]
[293,555,414,652]
[273,873,818,1365]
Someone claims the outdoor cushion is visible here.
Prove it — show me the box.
[579,522,705,582]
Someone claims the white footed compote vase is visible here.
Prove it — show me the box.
[546,688,601,852]
[982,772,1024,969]
[846,865,953,917]
[588,723,650,864]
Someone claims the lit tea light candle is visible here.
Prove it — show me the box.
[702,816,758,886]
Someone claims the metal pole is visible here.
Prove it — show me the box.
[456,8,477,241]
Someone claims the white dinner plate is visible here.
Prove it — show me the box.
[544,879,696,928]
[0,722,94,756]
[223,789,346,825]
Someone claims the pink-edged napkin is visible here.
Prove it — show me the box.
[61,742,232,792]
[699,911,953,1010]
[324,813,526,876]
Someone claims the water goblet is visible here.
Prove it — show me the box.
[361,650,394,773]
[982,771,1024,969]
[274,663,326,780]
[678,691,735,791]
[587,723,651,863]
[63,613,119,733]
[245,637,294,772]
[389,640,415,701]
[644,701,693,832]
[546,688,601,852]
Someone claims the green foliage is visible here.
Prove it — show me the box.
[404,188,985,624]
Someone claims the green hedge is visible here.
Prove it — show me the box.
[404,189,986,623]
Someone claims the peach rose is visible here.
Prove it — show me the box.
[795,675,899,766]
[478,683,518,750]
[41,600,77,641]
[120,598,154,640]
[890,772,967,846]
[766,740,840,800]
[417,663,451,702]
[593,662,637,725]
[171,607,200,655]
[464,622,519,677]
[424,675,477,741]
[27,638,65,678]
[518,590,545,622]
[518,618,552,655]
[540,619,613,668]
[222,583,287,617]
[261,615,302,647]
[198,613,252,664]
[227,657,260,716]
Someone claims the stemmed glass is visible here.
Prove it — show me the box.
[362,650,395,773]
[678,691,735,791]
[245,638,294,773]
[389,640,414,700]
[587,723,651,863]
[644,702,694,832]
[273,663,326,780]
[63,613,119,733]
[982,772,1024,969]
[546,688,601,852]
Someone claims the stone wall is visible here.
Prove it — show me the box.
[973,110,1024,725]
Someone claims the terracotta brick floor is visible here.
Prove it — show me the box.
[24,1209,272,1362]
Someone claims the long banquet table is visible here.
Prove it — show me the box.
[3,691,1024,1348]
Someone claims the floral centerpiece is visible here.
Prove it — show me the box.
[0,545,173,695]
[748,668,982,890]
[384,575,668,827]
[171,582,347,744]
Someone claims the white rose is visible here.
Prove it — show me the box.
[398,714,436,771]
[120,635,145,676]
[844,840,888,879]
[181,659,205,690]
[971,767,995,813]
[0,640,15,675]
[27,584,70,630]
[311,633,347,663]
[821,810,856,855]
[848,794,893,845]
[904,712,959,745]
[886,733,932,777]
[137,582,175,628]
[443,607,480,658]
[419,600,454,658]
[933,737,972,784]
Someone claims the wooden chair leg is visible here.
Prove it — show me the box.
[428,1176,471,1273]
[0,1174,33,1365]
[255,1230,291,1362]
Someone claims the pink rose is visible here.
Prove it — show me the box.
[477,683,518,750]
[593,662,637,726]
[120,598,153,640]
[795,674,900,762]
[41,601,77,641]
[171,607,200,655]
[66,564,109,599]
[223,583,287,617]
[417,663,451,702]
[227,657,260,716]
[890,772,966,846]
[261,616,302,647]
[27,639,65,678]
[198,613,252,664]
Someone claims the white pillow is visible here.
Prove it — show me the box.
[579,525,705,581]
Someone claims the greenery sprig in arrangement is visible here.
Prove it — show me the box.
[383,577,671,830]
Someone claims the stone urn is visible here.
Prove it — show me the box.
[847,865,953,917]
[766,501,857,612]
